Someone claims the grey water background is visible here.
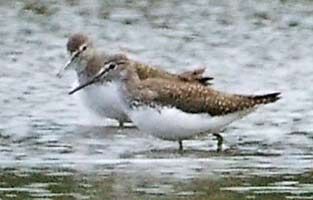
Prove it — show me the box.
[0,0,313,199]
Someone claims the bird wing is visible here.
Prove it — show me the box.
[137,78,280,116]
[134,62,213,86]
[178,67,214,85]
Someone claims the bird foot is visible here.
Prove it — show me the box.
[212,133,223,152]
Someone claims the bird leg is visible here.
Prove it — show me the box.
[178,140,183,152]
[118,121,124,128]
[212,133,223,152]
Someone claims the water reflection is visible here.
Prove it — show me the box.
[0,166,312,199]
[0,125,312,199]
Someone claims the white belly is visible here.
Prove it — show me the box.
[78,82,129,123]
[128,106,253,140]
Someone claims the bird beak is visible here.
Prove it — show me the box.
[56,50,80,78]
[68,66,110,95]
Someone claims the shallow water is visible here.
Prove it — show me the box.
[1,0,313,199]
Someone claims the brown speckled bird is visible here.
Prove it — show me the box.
[57,33,213,127]
[69,57,281,152]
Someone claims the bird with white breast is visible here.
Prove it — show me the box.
[68,56,281,152]
[57,33,214,127]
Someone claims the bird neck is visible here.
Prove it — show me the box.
[76,48,99,78]
[124,66,141,87]
[118,66,142,105]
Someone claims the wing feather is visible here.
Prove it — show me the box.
[136,79,280,116]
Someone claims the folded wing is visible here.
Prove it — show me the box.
[137,79,280,116]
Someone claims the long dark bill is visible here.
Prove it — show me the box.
[68,67,110,95]
[56,50,81,78]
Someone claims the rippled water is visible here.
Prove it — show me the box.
[1,0,313,199]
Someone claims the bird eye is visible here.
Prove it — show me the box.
[108,63,116,70]
[82,46,87,51]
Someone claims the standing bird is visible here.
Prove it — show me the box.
[68,57,281,152]
[57,33,213,127]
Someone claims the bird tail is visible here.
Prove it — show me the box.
[179,67,214,85]
[249,92,281,105]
